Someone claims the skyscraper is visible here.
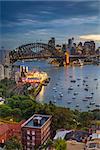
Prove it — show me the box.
[84,41,95,55]
[48,37,55,48]
[68,37,75,54]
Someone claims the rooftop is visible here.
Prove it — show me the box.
[92,133,100,140]
[54,130,72,140]
[0,124,9,136]
[0,120,24,136]
[21,114,51,128]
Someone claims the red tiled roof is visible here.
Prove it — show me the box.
[0,120,25,137]
[0,124,9,136]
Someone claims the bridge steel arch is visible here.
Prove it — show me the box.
[9,42,63,63]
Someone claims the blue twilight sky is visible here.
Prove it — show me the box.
[0,0,100,49]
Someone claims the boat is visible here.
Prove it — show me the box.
[91,92,94,95]
[59,92,62,94]
[78,59,84,66]
[67,101,72,104]
[95,104,100,107]
[72,97,76,100]
[90,101,95,105]
[94,78,97,81]
[86,96,93,99]
[76,104,79,107]
[84,88,88,91]
[77,78,81,80]
[70,80,76,83]
[74,92,78,95]
[59,93,63,97]
[82,99,88,101]
[68,87,73,90]
[53,100,56,103]
[53,87,56,90]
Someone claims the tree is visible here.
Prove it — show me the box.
[4,136,22,150]
[11,108,22,121]
[52,107,75,131]
[41,139,53,150]
[0,79,16,98]
[92,109,100,120]
[79,112,93,127]
[54,138,67,150]
[20,100,34,110]
[0,104,12,118]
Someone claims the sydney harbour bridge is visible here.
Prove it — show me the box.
[9,39,64,63]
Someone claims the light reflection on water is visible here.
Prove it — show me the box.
[15,60,100,111]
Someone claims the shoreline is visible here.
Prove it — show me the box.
[28,83,43,99]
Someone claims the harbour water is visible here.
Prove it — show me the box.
[15,60,100,111]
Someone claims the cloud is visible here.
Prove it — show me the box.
[24,29,49,36]
[1,18,39,28]
[50,16,98,26]
[80,34,100,41]
[1,0,100,49]
[40,11,52,14]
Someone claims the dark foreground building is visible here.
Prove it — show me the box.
[21,114,52,150]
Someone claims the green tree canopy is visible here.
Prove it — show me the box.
[0,104,12,118]
[4,136,22,150]
[54,138,67,150]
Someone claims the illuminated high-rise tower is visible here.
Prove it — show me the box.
[68,37,74,54]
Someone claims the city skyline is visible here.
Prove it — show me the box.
[0,0,100,49]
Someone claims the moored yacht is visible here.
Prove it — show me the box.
[67,101,72,104]
[74,92,78,95]
[68,86,73,90]
[86,96,93,99]
[90,101,95,105]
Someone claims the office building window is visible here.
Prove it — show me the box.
[27,136,30,140]
[27,130,30,135]
[32,142,35,146]
[32,136,35,140]
[27,142,30,146]
[32,131,35,135]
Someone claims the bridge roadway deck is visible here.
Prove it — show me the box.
[9,54,100,63]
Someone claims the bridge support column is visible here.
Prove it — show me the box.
[65,51,70,65]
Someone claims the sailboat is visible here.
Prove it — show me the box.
[78,59,84,66]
